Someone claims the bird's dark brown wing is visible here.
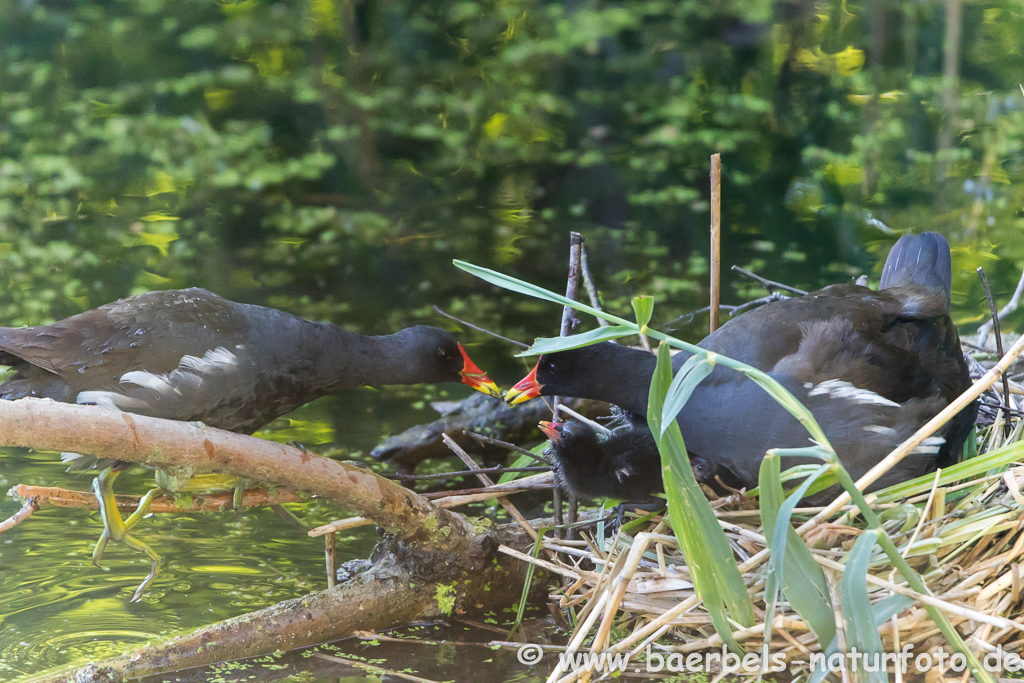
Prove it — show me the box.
[0,288,246,393]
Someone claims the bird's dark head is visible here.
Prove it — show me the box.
[395,326,501,397]
[505,343,630,406]
[540,419,604,453]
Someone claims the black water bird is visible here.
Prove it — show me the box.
[539,418,715,502]
[0,287,500,598]
[507,233,975,495]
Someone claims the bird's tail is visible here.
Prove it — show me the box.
[879,232,952,312]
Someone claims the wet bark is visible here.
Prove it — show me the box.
[0,398,478,553]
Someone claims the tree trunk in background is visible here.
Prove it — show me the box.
[936,0,961,184]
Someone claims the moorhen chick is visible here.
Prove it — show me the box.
[539,418,716,502]
[0,287,501,598]
[506,233,975,497]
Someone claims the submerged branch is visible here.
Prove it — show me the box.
[0,496,38,533]
[7,483,302,514]
[40,517,544,682]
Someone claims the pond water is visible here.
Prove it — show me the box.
[0,379,551,682]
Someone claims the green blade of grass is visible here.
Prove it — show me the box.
[660,351,714,436]
[740,367,831,449]
[873,438,1024,502]
[497,445,548,484]
[632,295,654,330]
[759,453,835,647]
[648,342,755,653]
[841,530,887,683]
[516,325,637,356]
[455,260,621,324]
[809,593,915,683]
[830,464,996,683]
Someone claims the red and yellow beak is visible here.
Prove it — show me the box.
[458,343,502,398]
[538,420,563,443]
[505,361,542,405]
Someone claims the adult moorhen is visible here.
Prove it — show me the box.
[506,233,975,497]
[0,287,501,598]
[539,418,716,501]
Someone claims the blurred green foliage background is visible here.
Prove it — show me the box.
[1,0,1022,340]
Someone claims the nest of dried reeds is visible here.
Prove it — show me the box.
[504,334,1024,683]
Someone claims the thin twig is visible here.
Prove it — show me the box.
[431,305,529,348]
[0,496,39,533]
[978,266,1013,436]
[710,153,722,332]
[442,434,537,540]
[978,265,1024,348]
[557,232,585,346]
[657,293,787,331]
[312,652,442,683]
[464,431,552,464]
[388,465,550,481]
[580,243,609,328]
[354,630,512,648]
[731,265,808,296]
[556,404,613,435]
[903,469,942,558]
[420,482,555,499]
[553,232,585,535]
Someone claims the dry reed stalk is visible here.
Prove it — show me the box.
[813,554,1024,631]
[498,545,581,580]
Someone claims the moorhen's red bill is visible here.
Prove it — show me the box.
[508,233,975,496]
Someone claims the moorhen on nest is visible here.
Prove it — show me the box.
[0,287,500,598]
[539,417,716,502]
[507,233,976,498]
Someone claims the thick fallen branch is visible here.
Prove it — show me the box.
[0,398,478,554]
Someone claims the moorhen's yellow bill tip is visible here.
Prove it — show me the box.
[505,361,542,405]
[538,420,563,443]
[457,343,502,398]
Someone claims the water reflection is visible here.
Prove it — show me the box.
[0,395,382,679]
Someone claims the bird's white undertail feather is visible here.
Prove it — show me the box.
[76,347,238,411]
[808,379,900,408]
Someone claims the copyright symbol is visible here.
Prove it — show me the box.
[517,644,544,665]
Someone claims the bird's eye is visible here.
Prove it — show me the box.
[438,348,452,360]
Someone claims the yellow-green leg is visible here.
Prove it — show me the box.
[90,468,162,602]
[232,480,249,510]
